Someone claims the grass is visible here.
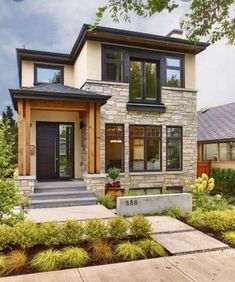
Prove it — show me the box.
[60,247,90,268]
[91,242,113,263]
[137,239,166,257]
[4,250,27,276]
[115,242,145,261]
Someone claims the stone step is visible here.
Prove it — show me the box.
[30,191,95,200]
[35,181,86,189]
[29,197,97,209]
[34,186,87,193]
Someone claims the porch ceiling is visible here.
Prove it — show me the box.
[9,83,111,111]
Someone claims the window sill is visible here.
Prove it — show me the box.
[166,171,184,174]
[126,102,166,112]
[129,171,163,176]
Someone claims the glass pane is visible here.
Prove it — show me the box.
[166,57,180,67]
[106,51,122,60]
[106,63,122,81]
[146,188,162,195]
[167,127,181,137]
[147,139,160,170]
[130,126,144,137]
[59,124,73,178]
[146,62,157,101]
[106,137,123,171]
[166,69,180,87]
[167,139,181,169]
[203,144,218,161]
[146,127,160,137]
[130,61,142,100]
[219,143,234,161]
[166,186,183,194]
[106,125,123,137]
[130,139,144,171]
[37,67,62,84]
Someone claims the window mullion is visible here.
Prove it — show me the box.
[142,61,145,102]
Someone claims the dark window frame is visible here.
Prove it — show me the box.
[34,64,64,85]
[166,126,183,171]
[129,58,161,104]
[105,123,125,173]
[166,186,183,193]
[129,125,162,172]
[165,56,184,88]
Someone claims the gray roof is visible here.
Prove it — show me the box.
[197,102,235,142]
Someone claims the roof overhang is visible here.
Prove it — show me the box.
[9,88,111,111]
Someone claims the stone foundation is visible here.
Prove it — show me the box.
[15,176,36,194]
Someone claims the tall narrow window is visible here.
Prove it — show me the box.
[130,60,159,103]
[103,49,123,82]
[166,126,182,171]
[130,125,161,172]
[105,124,124,172]
[166,57,182,87]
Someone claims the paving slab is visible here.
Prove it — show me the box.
[152,230,229,255]
[166,249,235,282]
[26,205,116,223]
[0,269,82,282]
[146,216,194,234]
[79,258,192,282]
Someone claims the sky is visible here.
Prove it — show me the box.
[0,0,235,113]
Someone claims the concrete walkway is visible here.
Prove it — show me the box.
[26,205,116,223]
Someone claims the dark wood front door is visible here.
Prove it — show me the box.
[36,122,74,180]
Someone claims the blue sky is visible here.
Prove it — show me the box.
[0,0,235,113]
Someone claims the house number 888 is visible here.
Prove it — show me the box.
[126,200,137,206]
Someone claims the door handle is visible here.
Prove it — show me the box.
[54,137,57,173]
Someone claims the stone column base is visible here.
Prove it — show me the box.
[83,173,107,198]
[15,176,36,195]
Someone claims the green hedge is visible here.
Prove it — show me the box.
[212,168,235,196]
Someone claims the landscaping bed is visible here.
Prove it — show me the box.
[0,215,168,277]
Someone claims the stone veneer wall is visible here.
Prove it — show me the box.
[82,80,197,195]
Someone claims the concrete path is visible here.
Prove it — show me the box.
[2,250,235,282]
[26,205,116,223]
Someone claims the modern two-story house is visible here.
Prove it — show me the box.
[10,24,208,201]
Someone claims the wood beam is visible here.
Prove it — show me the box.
[17,99,24,176]
[95,104,101,173]
[88,103,95,174]
[25,100,31,175]
[30,100,89,112]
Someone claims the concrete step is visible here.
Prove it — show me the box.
[30,191,95,200]
[34,187,87,193]
[29,197,97,209]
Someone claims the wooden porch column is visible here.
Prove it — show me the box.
[25,100,31,175]
[95,104,101,173]
[17,99,24,176]
[88,103,95,173]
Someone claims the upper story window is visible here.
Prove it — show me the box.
[130,59,160,104]
[34,64,64,85]
[166,57,182,87]
[103,49,123,82]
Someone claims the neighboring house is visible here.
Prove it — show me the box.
[198,102,235,169]
[9,25,208,198]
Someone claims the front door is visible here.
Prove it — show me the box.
[36,122,74,180]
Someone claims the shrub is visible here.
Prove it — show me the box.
[98,194,116,209]
[85,219,108,242]
[205,210,235,232]
[0,224,13,251]
[187,173,215,196]
[91,242,113,263]
[60,220,84,245]
[186,209,207,228]
[4,250,27,275]
[39,222,63,246]
[61,247,90,268]
[0,256,7,276]
[108,216,129,240]
[13,221,40,249]
[137,239,166,257]
[164,207,184,219]
[212,168,235,196]
[193,194,228,211]
[129,215,152,238]
[222,232,235,246]
[30,249,62,272]
[115,242,145,261]
[108,167,120,181]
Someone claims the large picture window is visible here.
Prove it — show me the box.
[166,126,183,171]
[203,142,235,161]
[130,60,160,103]
[103,49,123,82]
[105,124,124,172]
[130,125,161,172]
[34,64,64,84]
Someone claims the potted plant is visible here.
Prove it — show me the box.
[105,167,123,198]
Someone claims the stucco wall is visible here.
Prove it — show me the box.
[185,54,196,89]
[30,110,82,178]
[83,81,197,194]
